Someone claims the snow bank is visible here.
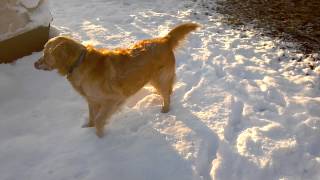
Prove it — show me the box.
[0,0,52,41]
[0,0,319,180]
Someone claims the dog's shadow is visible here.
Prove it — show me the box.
[121,89,220,180]
[81,108,196,180]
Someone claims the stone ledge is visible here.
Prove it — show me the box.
[0,25,49,63]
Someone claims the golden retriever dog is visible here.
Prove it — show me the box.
[34,23,200,137]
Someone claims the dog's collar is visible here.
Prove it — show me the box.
[68,50,86,75]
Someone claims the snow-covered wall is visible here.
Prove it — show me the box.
[0,0,52,41]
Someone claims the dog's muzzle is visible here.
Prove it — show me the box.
[34,58,52,71]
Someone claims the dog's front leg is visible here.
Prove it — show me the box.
[82,101,100,128]
[94,100,123,138]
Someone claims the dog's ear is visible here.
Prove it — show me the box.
[49,38,82,67]
[51,40,71,61]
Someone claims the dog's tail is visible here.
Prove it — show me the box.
[165,23,200,50]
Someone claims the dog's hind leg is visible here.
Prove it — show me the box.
[150,63,175,113]
[94,99,124,137]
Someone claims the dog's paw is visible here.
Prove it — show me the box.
[161,107,170,113]
[82,121,94,128]
[95,129,104,138]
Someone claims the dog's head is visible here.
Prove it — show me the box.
[34,36,85,74]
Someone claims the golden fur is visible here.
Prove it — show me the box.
[34,23,200,137]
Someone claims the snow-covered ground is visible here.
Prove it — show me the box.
[1,0,320,180]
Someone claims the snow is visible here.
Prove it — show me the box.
[1,0,320,180]
[20,0,40,9]
[27,0,52,28]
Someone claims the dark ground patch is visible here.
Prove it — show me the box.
[200,0,319,58]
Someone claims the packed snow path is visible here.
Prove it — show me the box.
[1,0,320,180]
